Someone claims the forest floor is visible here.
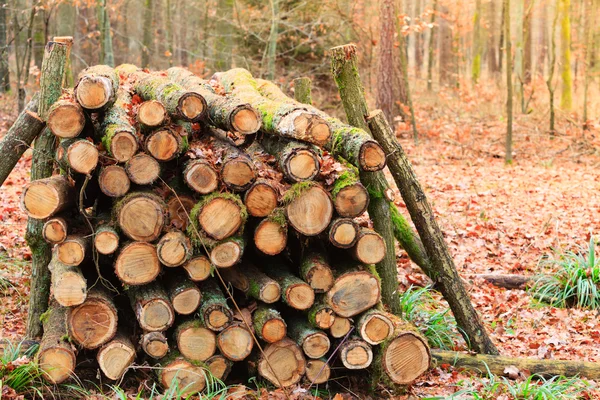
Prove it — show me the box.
[1,84,600,398]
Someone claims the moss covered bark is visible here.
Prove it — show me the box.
[293,77,312,105]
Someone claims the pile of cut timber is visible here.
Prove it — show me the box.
[22,64,431,392]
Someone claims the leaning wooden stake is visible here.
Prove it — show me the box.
[328,44,399,315]
[368,109,498,355]
[26,40,67,339]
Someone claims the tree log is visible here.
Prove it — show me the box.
[189,193,246,241]
[217,322,254,361]
[473,274,533,289]
[140,331,168,359]
[68,288,118,349]
[329,315,353,339]
[220,263,281,303]
[157,230,192,267]
[431,349,600,380]
[260,135,321,183]
[285,183,333,236]
[258,338,306,388]
[352,228,386,265]
[326,264,381,317]
[266,263,315,310]
[144,125,187,162]
[174,319,217,362]
[305,358,330,385]
[75,64,119,110]
[38,302,76,383]
[328,218,359,249]
[115,192,166,242]
[339,336,373,370]
[244,179,279,217]
[0,94,44,187]
[97,331,136,380]
[287,316,330,359]
[215,68,331,146]
[167,66,261,134]
[114,242,161,285]
[254,209,287,256]
[183,254,212,282]
[42,216,68,244]
[56,138,99,175]
[300,252,334,293]
[156,352,206,395]
[253,305,287,343]
[183,159,220,194]
[368,108,499,355]
[125,153,161,185]
[328,157,369,218]
[209,235,245,268]
[46,91,85,139]
[307,297,336,330]
[165,271,201,315]
[357,309,394,345]
[94,222,120,255]
[21,175,73,219]
[49,256,86,306]
[101,95,138,166]
[205,353,233,381]
[137,100,167,128]
[99,165,131,197]
[128,282,175,332]
[198,279,233,331]
[55,234,89,266]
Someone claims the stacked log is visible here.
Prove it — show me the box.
[18,64,430,392]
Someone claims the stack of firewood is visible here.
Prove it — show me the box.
[20,64,431,393]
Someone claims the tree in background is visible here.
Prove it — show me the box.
[547,0,559,134]
[262,0,279,80]
[0,2,9,92]
[471,0,482,83]
[559,0,572,110]
[377,0,396,124]
[487,0,500,77]
[438,4,456,87]
[97,0,114,66]
[215,0,233,71]
[426,0,438,91]
[504,0,513,163]
[582,0,598,126]
[141,0,153,68]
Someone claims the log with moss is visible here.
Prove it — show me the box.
[260,135,321,183]
[188,192,247,242]
[299,252,334,293]
[56,138,99,175]
[253,305,287,343]
[307,296,336,330]
[100,86,139,163]
[265,261,315,310]
[198,279,233,331]
[214,68,331,146]
[325,157,369,218]
[287,316,330,359]
[75,64,119,110]
[68,288,118,349]
[38,302,77,383]
[167,66,261,134]
[156,351,206,395]
[254,208,287,256]
[127,282,175,332]
[255,78,386,172]
[140,331,169,359]
[165,270,201,315]
[220,263,281,304]
[174,318,217,362]
[49,255,87,306]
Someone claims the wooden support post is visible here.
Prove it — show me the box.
[328,44,400,315]
[26,40,68,339]
[368,109,499,355]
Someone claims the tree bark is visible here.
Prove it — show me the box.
[487,0,500,76]
[377,0,397,124]
[0,4,9,92]
[329,44,400,315]
[559,0,572,110]
[367,109,499,355]
[471,0,483,83]
[504,0,513,163]
[141,0,153,68]
[37,302,76,383]
[426,0,438,91]
[293,77,312,104]
[26,41,67,340]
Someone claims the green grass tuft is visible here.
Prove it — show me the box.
[529,236,600,309]
[399,286,462,349]
[0,340,42,393]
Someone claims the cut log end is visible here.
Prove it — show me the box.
[183,255,212,282]
[65,140,99,174]
[126,153,160,185]
[354,230,386,265]
[157,231,191,267]
[76,76,113,110]
[56,235,87,266]
[329,218,358,249]
[159,358,206,395]
[99,165,131,197]
[115,242,161,285]
[97,337,136,380]
[117,193,165,242]
[260,282,281,304]
[138,100,167,127]
[146,129,181,162]
[254,220,287,256]
[341,339,373,369]
[47,103,85,138]
[286,283,315,311]
[199,197,243,240]
[330,316,352,338]
[172,288,202,315]
[287,150,320,182]
[360,141,387,171]
[205,354,232,381]
[261,319,287,344]
[327,271,380,317]
[53,268,87,306]
[204,304,233,332]
[43,217,67,244]
[382,333,431,384]
[39,347,75,384]
[231,106,261,134]
[312,308,336,330]
[94,230,119,255]
[210,240,243,268]
[177,324,217,362]
[258,338,306,388]
[141,332,168,359]
[303,264,334,294]
[217,324,253,361]
[21,176,71,219]
[68,294,118,349]
[359,312,394,345]
[110,131,138,163]
[138,299,175,332]
[286,185,333,236]
[245,182,278,217]
[178,93,206,121]
[334,183,369,218]
[305,359,331,384]
[222,159,256,191]
[302,332,330,359]
[184,160,219,194]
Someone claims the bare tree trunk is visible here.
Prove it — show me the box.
[377,0,396,124]
[487,0,499,76]
[0,4,9,92]
[523,0,533,84]
[413,0,424,77]
[537,2,549,78]
[426,0,438,91]
[97,0,114,66]
[438,5,455,86]
[498,0,505,75]
[32,8,45,68]
[504,0,513,163]
[263,0,279,80]
[215,0,233,70]
[547,0,559,134]
[583,0,599,125]
[559,0,572,109]
[141,0,153,68]
[471,0,483,83]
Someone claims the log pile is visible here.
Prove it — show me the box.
[20,64,431,393]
